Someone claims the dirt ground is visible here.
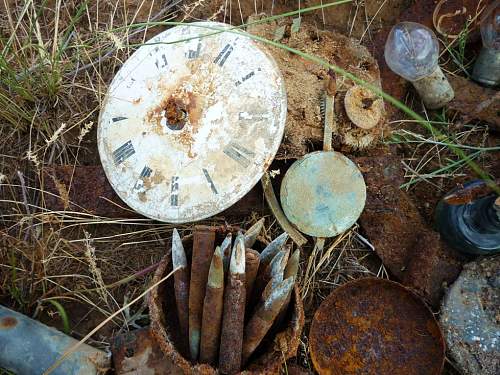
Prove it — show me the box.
[0,0,498,374]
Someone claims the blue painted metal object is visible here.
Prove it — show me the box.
[280,151,366,237]
[0,305,110,375]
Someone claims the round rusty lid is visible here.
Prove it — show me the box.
[98,22,286,223]
[309,278,445,375]
[280,151,366,237]
[344,85,383,130]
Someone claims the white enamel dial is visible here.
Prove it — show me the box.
[98,22,287,223]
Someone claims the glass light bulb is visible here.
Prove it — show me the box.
[472,2,500,87]
[480,2,500,50]
[384,22,439,81]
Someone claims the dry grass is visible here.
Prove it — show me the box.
[0,1,496,374]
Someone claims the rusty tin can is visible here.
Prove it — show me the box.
[309,278,445,375]
[149,226,304,374]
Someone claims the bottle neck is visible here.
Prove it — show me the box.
[466,196,500,233]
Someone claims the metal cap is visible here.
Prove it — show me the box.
[280,151,366,237]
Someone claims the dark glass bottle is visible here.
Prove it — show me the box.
[435,181,500,255]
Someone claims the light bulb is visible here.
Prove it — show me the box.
[384,22,454,109]
[472,2,500,87]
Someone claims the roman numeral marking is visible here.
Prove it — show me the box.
[203,168,218,195]
[134,165,152,190]
[214,44,233,67]
[238,112,270,122]
[235,71,255,86]
[112,116,128,122]
[125,78,135,89]
[170,176,179,206]
[187,42,202,59]
[155,54,168,69]
[113,140,135,165]
[223,142,255,168]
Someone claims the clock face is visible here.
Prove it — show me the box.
[98,22,287,223]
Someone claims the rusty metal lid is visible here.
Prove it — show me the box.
[309,278,445,375]
[280,151,366,237]
[98,22,287,223]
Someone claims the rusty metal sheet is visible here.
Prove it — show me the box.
[309,278,445,375]
[280,151,366,237]
[42,165,268,218]
[355,155,462,307]
[447,75,500,131]
[111,327,183,375]
[97,22,286,223]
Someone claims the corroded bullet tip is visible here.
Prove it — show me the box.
[268,247,290,279]
[264,277,294,314]
[244,218,265,248]
[172,228,187,270]
[207,246,224,289]
[221,233,232,275]
[262,273,284,302]
[260,232,289,266]
[284,248,300,280]
[230,233,246,275]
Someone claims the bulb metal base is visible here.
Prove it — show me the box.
[412,66,454,109]
[472,47,500,87]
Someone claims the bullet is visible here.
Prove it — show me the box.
[274,249,300,329]
[172,229,189,344]
[261,273,284,303]
[189,226,216,361]
[219,233,246,374]
[244,218,265,248]
[259,232,289,269]
[199,246,225,365]
[220,233,232,276]
[284,248,300,280]
[245,249,260,304]
[241,277,295,365]
[254,247,290,301]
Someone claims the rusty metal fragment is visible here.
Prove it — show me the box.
[172,228,189,345]
[355,155,462,307]
[242,278,295,365]
[244,218,265,248]
[447,75,500,131]
[219,233,246,374]
[112,327,182,375]
[200,246,225,365]
[189,226,216,361]
[275,248,301,324]
[309,278,445,375]
[244,248,260,304]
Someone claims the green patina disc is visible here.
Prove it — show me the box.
[280,151,366,237]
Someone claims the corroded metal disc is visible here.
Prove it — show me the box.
[309,278,445,375]
[98,22,286,223]
[280,151,366,237]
